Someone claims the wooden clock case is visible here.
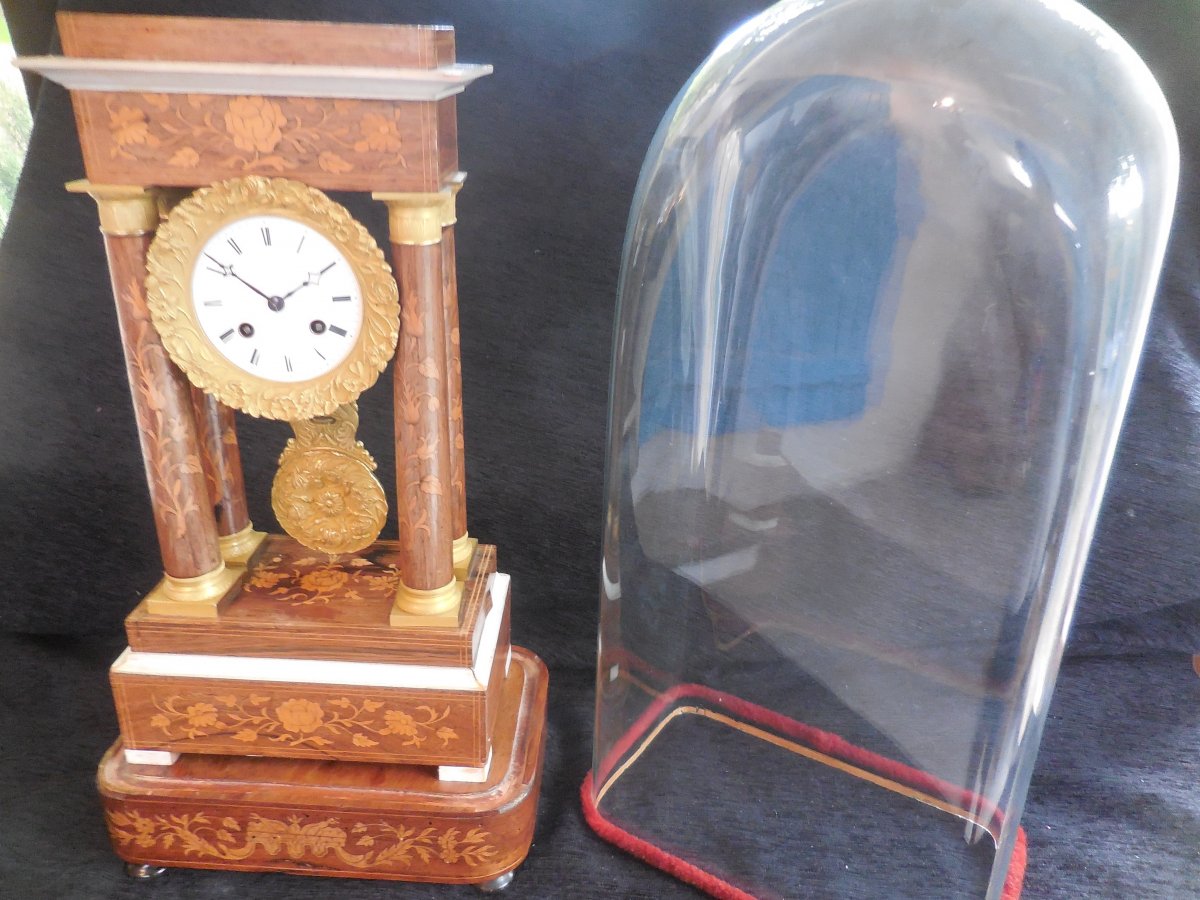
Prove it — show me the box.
[18,12,547,889]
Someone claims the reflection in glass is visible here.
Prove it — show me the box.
[590,1,1177,897]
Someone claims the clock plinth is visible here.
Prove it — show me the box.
[125,536,495,663]
[115,536,508,768]
[25,11,546,890]
[98,647,547,886]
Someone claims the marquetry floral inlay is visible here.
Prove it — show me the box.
[122,276,207,544]
[224,96,286,154]
[246,552,399,606]
[107,810,496,869]
[395,288,450,562]
[149,693,459,750]
[101,93,411,176]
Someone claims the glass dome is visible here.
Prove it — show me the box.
[587,1,1177,897]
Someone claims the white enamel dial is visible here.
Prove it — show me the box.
[191,214,365,384]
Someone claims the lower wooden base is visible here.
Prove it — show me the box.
[97,647,547,886]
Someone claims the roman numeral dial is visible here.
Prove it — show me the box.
[191,213,365,384]
[147,175,398,422]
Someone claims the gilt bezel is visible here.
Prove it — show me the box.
[146,175,399,420]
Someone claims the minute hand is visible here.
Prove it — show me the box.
[230,269,273,302]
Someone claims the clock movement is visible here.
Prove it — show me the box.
[19,12,546,889]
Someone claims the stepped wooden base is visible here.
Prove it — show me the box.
[110,575,510,768]
[112,537,509,768]
[98,647,547,886]
[125,536,498,665]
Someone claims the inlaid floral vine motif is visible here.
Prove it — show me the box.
[107,810,496,870]
[120,276,210,549]
[102,93,410,176]
[149,693,459,750]
[395,287,451,570]
[245,552,399,606]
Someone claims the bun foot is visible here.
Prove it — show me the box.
[476,871,515,892]
[125,863,167,880]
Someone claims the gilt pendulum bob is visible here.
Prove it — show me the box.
[272,403,386,555]
[146,175,398,553]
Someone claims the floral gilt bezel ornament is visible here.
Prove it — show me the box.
[146,175,399,421]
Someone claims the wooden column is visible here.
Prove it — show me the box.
[374,191,464,624]
[188,385,264,564]
[442,174,475,578]
[70,181,239,617]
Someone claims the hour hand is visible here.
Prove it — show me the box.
[203,253,232,277]
[279,262,336,301]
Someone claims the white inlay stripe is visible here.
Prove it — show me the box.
[471,573,508,684]
[123,748,179,766]
[438,749,494,784]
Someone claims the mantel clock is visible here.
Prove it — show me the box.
[19,12,547,890]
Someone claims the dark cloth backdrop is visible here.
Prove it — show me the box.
[1,1,1198,897]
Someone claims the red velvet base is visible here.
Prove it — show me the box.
[582,682,1027,899]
